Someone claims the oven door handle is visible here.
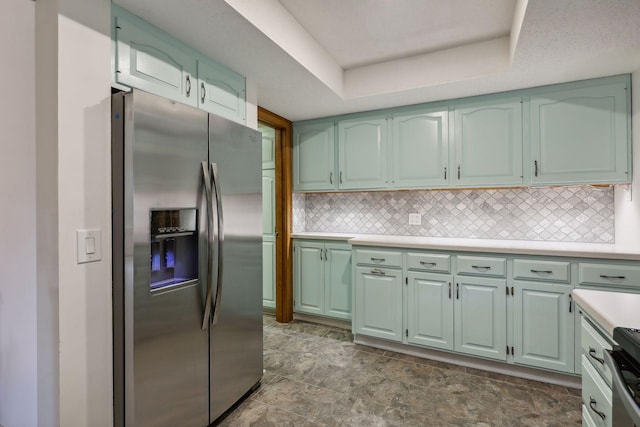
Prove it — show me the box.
[605,350,640,425]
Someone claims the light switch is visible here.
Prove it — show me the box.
[77,228,102,264]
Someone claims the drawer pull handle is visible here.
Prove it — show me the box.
[588,397,606,421]
[599,274,626,280]
[371,269,386,276]
[370,257,386,262]
[472,265,491,270]
[530,269,553,274]
[420,261,436,267]
[588,347,605,365]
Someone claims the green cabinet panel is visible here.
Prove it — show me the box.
[338,116,388,190]
[262,170,275,236]
[325,243,353,320]
[531,81,629,185]
[454,275,507,361]
[197,58,246,124]
[407,271,454,350]
[114,10,197,107]
[293,240,352,320]
[354,266,403,341]
[391,110,449,188]
[260,124,276,170]
[262,236,276,309]
[513,281,574,373]
[294,241,325,315]
[453,99,523,187]
[293,122,336,191]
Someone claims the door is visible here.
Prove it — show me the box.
[324,242,352,320]
[293,122,336,191]
[354,266,403,341]
[293,240,325,315]
[454,276,507,361]
[197,58,246,124]
[338,116,389,190]
[513,281,574,373]
[261,168,276,309]
[208,114,263,421]
[453,99,523,187]
[407,272,454,350]
[114,90,209,427]
[530,82,629,185]
[391,110,449,188]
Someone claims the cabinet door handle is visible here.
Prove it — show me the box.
[448,282,451,299]
[472,265,491,271]
[324,248,328,261]
[370,257,386,262]
[588,347,605,365]
[329,171,333,184]
[456,283,459,300]
[534,160,538,177]
[588,398,606,421]
[457,165,461,180]
[530,269,552,274]
[201,82,206,103]
[339,171,343,184]
[419,261,436,267]
[186,75,191,97]
[444,167,447,180]
[568,294,572,313]
[371,268,386,276]
[320,250,323,261]
[599,274,626,280]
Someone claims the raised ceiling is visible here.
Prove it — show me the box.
[114,0,640,121]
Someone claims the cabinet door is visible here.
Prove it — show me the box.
[114,11,197,107]
[293,122,336,191]
[453,99,523,187]
[262,236,276,309]
[197,58,246,124]
[454,276,507,361]
[293,241,325,315]
[338,117,388,190]
[324,243,352,320]
[392,110,449,188]
[531,82,629,185]
[260,124,276,170]
[262,169,275,236]
[512,281,574,373]
[354,266,402,341]
[407,272,454,350]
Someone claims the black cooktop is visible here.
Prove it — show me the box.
[614,327,640,365]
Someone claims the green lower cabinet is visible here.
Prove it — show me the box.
[454,275,507,361]
[262,236,276,309]
[354,266,403,342]
[406,271,454,350]
[512,281,574,373]
[293,240,352,320]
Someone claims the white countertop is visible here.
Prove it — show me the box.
[292,232,640,260]
[573,289,640,336]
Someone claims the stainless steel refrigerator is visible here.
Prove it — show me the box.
[111,89,263,427]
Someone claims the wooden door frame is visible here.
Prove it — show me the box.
[258,107,293,323]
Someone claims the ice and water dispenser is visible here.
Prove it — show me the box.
[150,209,198,291]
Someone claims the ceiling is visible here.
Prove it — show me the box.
[114,0,640,122]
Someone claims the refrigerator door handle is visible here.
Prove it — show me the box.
[201,162,215,330]
[210,162,224,326]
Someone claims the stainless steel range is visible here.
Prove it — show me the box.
[606,327,640,426]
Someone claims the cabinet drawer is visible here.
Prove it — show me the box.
[456,255,506,278]
[582,405,599,427]
[581,316,613,386]
[406,253,451,273]
[353,248,402,268]
[579,262,640,289]
[581,354,612,427]
[513,259,570,283]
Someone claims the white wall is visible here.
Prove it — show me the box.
[614,70,640,249]
[0,1,37,426]
[56,0,113,425]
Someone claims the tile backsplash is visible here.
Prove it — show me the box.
[292,186,615,243]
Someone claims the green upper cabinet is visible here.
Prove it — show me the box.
[530,80,630,185]
[293,121,336,191]
[391,110,449,188]
[197,58,246,124]
[453,99,523,187]
[260,124,276,170]
[112,6,246,124]
[338,116,389,190]
[114,10,197,107]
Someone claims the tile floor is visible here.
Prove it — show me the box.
[217,315,582,426]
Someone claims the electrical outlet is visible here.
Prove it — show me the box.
[408,213,422,225]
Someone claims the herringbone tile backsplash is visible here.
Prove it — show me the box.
[292,186,615,243]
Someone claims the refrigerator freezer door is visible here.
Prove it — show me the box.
[113,90,210,427]
[208,114,264,422]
